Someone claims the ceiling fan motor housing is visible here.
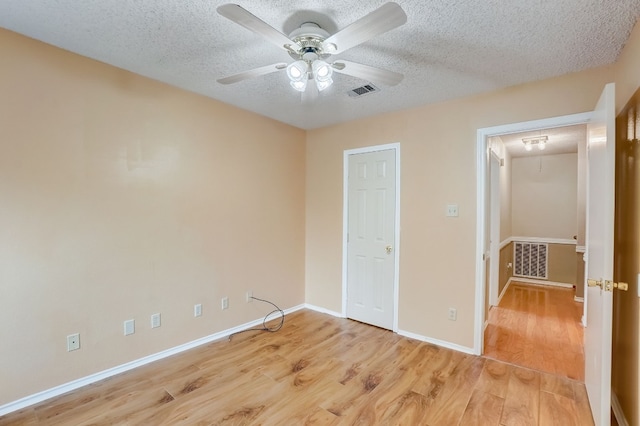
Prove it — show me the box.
[288,22,331,60]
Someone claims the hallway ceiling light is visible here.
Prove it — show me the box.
[522,135,549,152]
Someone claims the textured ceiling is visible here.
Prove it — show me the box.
[1,1,639,129]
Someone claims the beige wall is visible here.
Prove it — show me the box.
[511,153,578,239]
[577,138,587,247]
[488,136,513,243]
[500,242,575,290]
[546,244,577,285]
[575,135,587,300]
[500,148,513,243]
[498,242,514,296]
[306,64,615,348]
[0,29,306,405]
[575,252,585,299]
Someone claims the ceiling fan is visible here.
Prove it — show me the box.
[216,2,407,96]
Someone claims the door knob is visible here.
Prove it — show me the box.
[604,280,628,292]
[587,278,602,288]
[588,278,629,291]
[386,245,393,254]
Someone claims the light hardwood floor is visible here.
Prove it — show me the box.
[1,309,593,425]
[484,281,584,381]
[484,282,585,381]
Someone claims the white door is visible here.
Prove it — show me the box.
[489,153,501,306]
[584,82,616,426]
[346,148,396,329]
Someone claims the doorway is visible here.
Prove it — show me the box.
[342,143,400,331]
[474,113,592,378]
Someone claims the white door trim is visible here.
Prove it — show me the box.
[489,151,501,307]
[342,143,401,332]
[474,112,592,355]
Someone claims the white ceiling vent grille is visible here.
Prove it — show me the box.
[348,84,380,98]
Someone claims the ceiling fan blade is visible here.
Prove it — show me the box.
[217,4,301,52]
[217,63,288,85]
[323,2,407,54]
[332,60,403,86]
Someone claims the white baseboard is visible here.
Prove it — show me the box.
[305,306,476,356]
[511,277,574,289]
[397,329,475,355]
[304,303,344,318]
[573,296,584,303]
[497,278,513,305]
[0,303,305,417]
[612,391,629,426]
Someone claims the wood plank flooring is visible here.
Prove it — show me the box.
[1,309,593,425]
[484,282,585,381]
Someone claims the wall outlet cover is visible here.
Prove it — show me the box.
[124,319,135,336]
[66,333,80,351]
[151,313,161,328]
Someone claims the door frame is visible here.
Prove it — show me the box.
[474,112,592,355]
[488,150,501,307]
[342,143,401,332]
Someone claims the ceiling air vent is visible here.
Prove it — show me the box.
[348,83,380,98]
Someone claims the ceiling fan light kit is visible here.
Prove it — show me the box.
[216,2,407,99]
[286,60,307,81]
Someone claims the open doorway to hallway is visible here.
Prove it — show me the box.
[484,282,585,380]
[481,124,588,380]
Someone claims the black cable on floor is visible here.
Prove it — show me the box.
[228,296,284,340]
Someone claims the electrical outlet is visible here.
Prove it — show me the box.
[151,313,161,328]
[246,291,253,303]
[446,204,459,217]
[66,333,80,352]
[194,303,202,317]
[448,308,457,321]
[124,319,135,336]
[221,296,229,310]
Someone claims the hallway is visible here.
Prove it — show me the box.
[484,282,584,381]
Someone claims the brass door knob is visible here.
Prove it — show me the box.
[605,280,628,292]
[587,279,602,288]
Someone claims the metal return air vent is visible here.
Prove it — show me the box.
[348,83,380,98]
[514,242,548,279]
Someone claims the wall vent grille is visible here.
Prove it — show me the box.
[348,83,380,98]
[513,242,548,279]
